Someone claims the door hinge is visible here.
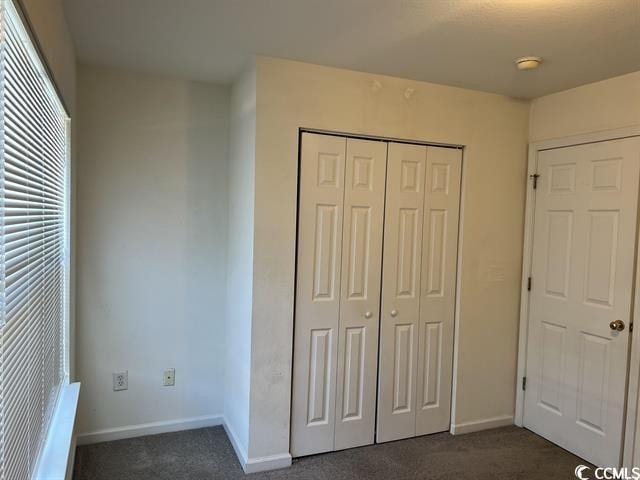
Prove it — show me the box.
[530,173,540,189]
[527,277,532,291]
[631,323,634,333]
[522,376,527,391]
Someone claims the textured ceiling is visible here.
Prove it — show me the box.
[62,0,640,99]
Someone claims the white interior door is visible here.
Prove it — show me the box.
[416,147,461,435]
[524,137,640,467]
[377,142,427,442]
[291,133,346,456]
[334,138,387,450]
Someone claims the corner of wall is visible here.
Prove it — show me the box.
[223,60,258,463]
[527,98,537,145]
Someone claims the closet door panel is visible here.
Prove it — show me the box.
[377,142,427,443]
[334,139,387,450]
[416,147,462,435]
[291,133,346,457]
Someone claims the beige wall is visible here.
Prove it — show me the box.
[530,71,640,142]
[21,0,76,112]
[75,65,230,437]
[247,56,529,459]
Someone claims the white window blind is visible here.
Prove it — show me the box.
[0,0,70,478]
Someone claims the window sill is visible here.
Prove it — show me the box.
[33,382,81,480]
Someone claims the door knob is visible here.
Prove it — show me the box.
[390,309,398,317]
[364,311,373,319]
[610,320,625,332]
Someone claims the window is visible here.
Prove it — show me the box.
[0,0,70,478]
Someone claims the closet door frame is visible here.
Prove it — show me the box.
[291,129,465,456]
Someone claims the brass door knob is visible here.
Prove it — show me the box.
[610,320,625,332]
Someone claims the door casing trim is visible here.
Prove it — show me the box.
[515,125,640,468]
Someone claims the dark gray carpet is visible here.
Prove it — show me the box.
[74,425,588,479]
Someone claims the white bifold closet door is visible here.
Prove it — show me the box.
[291,133,387,457]
[376,142,461,443]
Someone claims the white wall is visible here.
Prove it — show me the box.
[246,56,530,460]
[75,65,230,437]
[529,71,640,142]
[223,64,256,461]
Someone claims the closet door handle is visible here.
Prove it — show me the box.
[364,311,373,319]
[390,309,398,317]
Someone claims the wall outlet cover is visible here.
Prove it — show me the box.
[113,371,128,391]
[163,368,175,386]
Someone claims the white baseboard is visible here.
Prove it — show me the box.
[244,453,292,474]
[450,415,514,435]
[222,420,291,473]
[222,420,248,468]
[76,414,223,445]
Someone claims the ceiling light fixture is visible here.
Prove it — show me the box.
[515,56,542,70]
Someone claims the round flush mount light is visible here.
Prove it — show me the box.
[515,56,542,70]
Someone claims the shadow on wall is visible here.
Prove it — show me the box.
[75,64,230,439]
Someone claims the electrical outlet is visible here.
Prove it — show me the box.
[113,371,128,391]
[163,368,175,386]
